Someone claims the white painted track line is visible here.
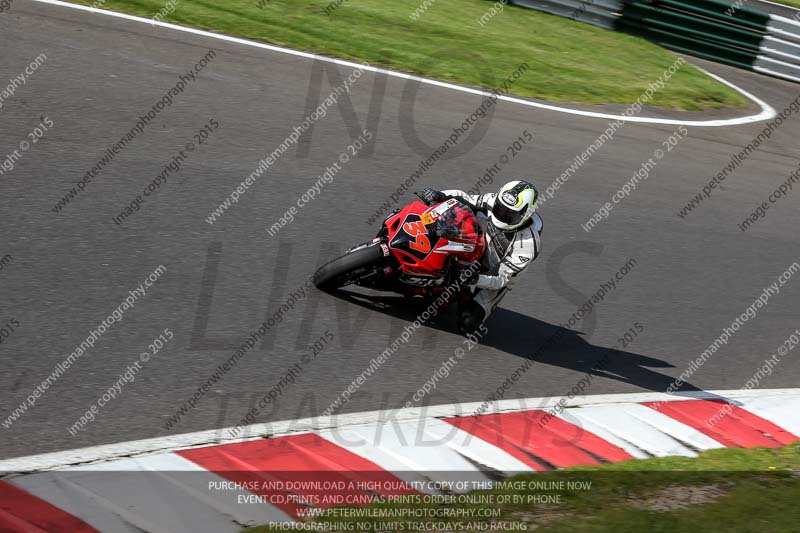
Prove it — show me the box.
[31,0,776,127]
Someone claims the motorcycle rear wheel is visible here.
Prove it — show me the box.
[313,243,386,291]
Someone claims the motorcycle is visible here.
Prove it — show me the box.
[313,195,486,298]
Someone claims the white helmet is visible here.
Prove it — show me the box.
[490,180,539,231]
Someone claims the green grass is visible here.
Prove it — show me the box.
[69,0,748,110]
[247,443,800,533]
[774,0,800,10]
[737,0,800,10]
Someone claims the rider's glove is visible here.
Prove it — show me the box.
[459,265,481,287]
[417,187,446,206]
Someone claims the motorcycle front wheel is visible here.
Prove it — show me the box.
[312,243,387,291]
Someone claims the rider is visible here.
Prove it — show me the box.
[418,180,542,336]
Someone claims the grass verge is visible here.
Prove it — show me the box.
[775,0,800,10]
[68,0,747,110]
[247,443,800,532]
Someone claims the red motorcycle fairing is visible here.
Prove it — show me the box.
[385,198,486,284]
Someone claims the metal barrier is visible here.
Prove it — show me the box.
[510,0,800,83]
[511,0,623,29]
[759,15,800,81]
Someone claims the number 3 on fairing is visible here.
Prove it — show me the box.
[403,220,431,254]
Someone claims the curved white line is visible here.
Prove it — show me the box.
[30,0,776,127]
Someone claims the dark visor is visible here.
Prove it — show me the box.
[492,198,526,226]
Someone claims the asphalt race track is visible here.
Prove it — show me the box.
[1,0,799,459]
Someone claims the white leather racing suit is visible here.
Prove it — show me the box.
[442,190,542,319]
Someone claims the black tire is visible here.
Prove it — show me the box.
[313,244,386,291]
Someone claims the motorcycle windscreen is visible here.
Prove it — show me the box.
[389,214,441,261]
